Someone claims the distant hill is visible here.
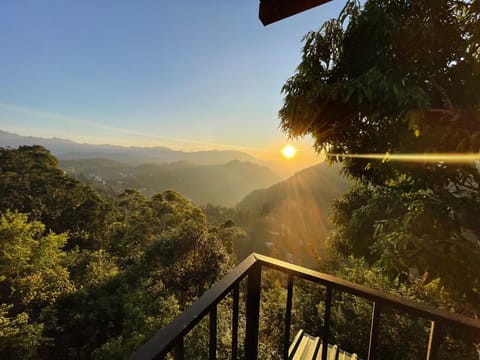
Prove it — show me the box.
[60,158,279,207]
[236,162,352,266]
[0,130,260,165]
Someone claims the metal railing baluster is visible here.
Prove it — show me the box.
[245,262,262,359]
[129,254,480,360]
[232,282,239,360]
[426,320,444,360]
[321,287,333,360]
[367,302,382,360]
[174,337,184,360]
[209,305,217,360]
[283,275,294,359]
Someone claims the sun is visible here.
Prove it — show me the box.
[281,144,297,159]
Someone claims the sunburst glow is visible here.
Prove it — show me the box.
[327,153,480,163]
[281,145,297,159]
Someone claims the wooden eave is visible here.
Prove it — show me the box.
[259,0,333,26]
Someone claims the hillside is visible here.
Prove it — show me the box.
[60,158,279,207]
[0,130,260,165]
[236,162,352,266]
[0,145,235,359]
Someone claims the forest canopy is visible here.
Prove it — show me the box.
[0,146,235,359]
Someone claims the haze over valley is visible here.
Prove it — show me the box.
[1,130,329,207]
[0,129,351,264]
[61,158,279,207]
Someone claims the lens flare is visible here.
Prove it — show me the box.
[327,153,480,163]
[282,145,297,159]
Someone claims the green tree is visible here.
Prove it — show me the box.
[280,0,480,170]
[0,304,44,360]
[280,0,480,306]
[0,146,110,249]
[146,190,231,305]
[0,211,74,359]
[106,189,155,263]
[0,147,235,359]
[0,211,74,308]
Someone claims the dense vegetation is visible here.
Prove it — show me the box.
[0,145,352,359]
[0,146,236,359]
[279,0,480,358]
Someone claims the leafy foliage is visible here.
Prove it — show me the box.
[278,1,480,357]
[281,0,480,165]
[0,146,234,359]
[0,304,44,360]
[313,258,479,360]
[280,0,480,309]
[0,146,110,249]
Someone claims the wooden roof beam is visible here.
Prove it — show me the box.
[259,0,333,26]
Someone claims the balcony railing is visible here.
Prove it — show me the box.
[129,253,480,360]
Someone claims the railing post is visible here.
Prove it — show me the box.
[426,321,445,360]
[367,302,382,360]
[174,337,184,360]
[321,287,333,360]
[232,282,240,360]
[283,275,294,359]
[209,306,217,360]
[245,261,262,359]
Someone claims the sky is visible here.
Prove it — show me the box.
[0,0,344,166]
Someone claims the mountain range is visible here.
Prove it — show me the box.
[1,129,353,264]
[0,130,351,241]
[0,130,285,206]
[0,130,260,165]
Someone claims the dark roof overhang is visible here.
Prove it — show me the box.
[259,0,333,25]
